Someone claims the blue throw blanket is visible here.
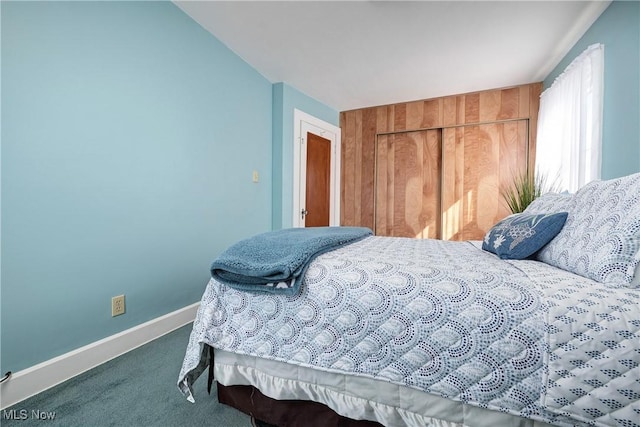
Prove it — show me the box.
[210,226,372,295]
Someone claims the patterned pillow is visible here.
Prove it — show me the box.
[482,212,568,260]
[537,173,640,286]
[524,192,575,215]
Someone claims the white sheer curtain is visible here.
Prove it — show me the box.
[536,43,604,192]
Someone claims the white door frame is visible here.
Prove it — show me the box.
[293,109,341,227]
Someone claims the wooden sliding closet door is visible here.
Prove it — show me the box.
[340,83,542,239]
[441,120,528,241]
[375,130,441,238]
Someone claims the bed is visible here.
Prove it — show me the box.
[178,173,640,427]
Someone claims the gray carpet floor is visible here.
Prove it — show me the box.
[1,324,251,426]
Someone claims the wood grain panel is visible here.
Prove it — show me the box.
[442,120,528,240]
[518,85,530,119]
[371,99,447,134]
[340,107,385,229]
[464,93,480,124]
[499,120,529,185]
[441,127,464,240]
[469,125,501,238]
[361,108,377,228]
[406,101,424,130]
[477,86,529,122]
[497,87,520,120]
[423,99,443,128]
[394,103,406,132]
[385,105,395,133]
[340,111,356,225]
[354,110,363,223]
[479,90,501,122]
[376,106,388,133]
[443,96,462,127]
[375,130,441,238]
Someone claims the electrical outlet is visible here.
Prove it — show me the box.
[112,295,125,317]
[252,170,259,183]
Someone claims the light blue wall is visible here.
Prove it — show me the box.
[543,0,640,179]
[1,1,272,372]
[272,83,339,229]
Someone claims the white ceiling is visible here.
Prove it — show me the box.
[175,1,610,112]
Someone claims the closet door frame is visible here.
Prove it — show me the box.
[373,117,530,239]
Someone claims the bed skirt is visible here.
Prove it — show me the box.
[211,349,554,427]
[218,383,383,427]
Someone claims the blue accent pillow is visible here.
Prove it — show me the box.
[482,212,568,260]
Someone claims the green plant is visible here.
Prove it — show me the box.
[501,171,555,214]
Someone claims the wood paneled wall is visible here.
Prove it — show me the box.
[340,83,542,239]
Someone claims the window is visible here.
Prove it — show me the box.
[536,43,604,192]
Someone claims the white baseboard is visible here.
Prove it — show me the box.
[0,302,199,410]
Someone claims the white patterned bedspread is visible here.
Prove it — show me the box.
[178,237,640,427]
